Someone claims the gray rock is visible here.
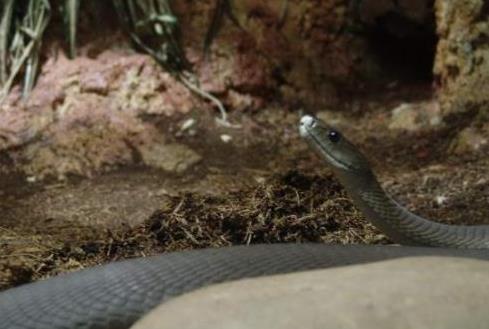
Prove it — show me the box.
[389,101,442,131]
[131,256,489,329]
[449,127,488,155]
[140,143,202,173]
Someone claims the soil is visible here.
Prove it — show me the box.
[1,82,488,291]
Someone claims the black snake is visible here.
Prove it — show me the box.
[0,115,487,329]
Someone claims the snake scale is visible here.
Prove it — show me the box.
[0,115,487,329]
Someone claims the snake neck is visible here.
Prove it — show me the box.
[335,170,489,249]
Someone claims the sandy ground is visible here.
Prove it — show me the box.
[0,82,488,290]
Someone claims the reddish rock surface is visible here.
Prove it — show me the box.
[1,49,196,179]
[1,0,374,179]
[0,0,487,179]
[176,0,377,109]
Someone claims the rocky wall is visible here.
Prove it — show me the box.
[1,0,487,179]
[434,0,489,116]
[0,0,374,179]
[174,0,375,109]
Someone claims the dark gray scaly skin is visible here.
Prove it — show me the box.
[299,115,489,248]
[1,244,489,329]
[1,115,488,329]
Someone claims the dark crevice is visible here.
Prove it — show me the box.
[478,1,489,20]
[361,3,438,83]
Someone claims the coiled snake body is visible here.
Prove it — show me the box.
[1,115,488,329]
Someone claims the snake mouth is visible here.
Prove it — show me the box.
[299,116,354,171]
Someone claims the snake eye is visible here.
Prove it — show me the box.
[328,130,341,143]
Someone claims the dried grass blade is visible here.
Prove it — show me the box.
[65,0,80,59]
[0,0,15,85]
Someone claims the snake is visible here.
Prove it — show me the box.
[299,115,489,248]
[0,115,488,329]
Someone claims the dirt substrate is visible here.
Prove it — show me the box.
[1,84,488,291]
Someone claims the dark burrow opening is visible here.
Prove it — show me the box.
[363,3,438,83]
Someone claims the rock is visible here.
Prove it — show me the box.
[434,0,489,116]
[182,0,361,109]
[140,143,202,174]
[1,51,197,179]
[388,101,442,131]
[131,256,489,329]
[435,195,448,206]
[449,127,488,154]
[180,118,196,132]
[220,134,233,143]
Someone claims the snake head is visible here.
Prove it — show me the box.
[299,115,372,174]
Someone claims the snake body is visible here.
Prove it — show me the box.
[0,115,487,329]
[1,244,488,329]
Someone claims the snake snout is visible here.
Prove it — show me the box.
[299,115,317,137]
[300,115,315,128]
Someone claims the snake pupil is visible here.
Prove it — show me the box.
[328,130,341,143]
